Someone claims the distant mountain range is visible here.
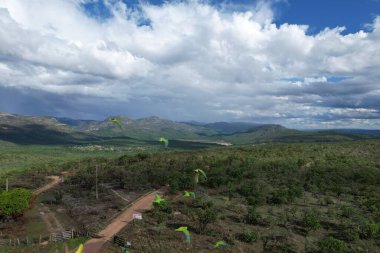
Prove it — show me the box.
[0,112,378,145]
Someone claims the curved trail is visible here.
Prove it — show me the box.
[33,175,62,195]
[32,176,68,252]
[83,189,164,253]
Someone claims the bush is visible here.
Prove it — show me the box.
[318,237,348,253]
[53,190,63,204]
[263,235,297,253]
[341,206,355,218]
[246,192,266,206]
[322,196,334,206]
[363,198,380,211]
[152,201,172,224]
[303,209,321,234]
[340,225,359,242]
[0,188,32,218]
[168,178,179,193]
[359,220,380,239]
[268,189,288,205]
[191,206,217,233]
[267,185,303,205]
[245,207,261,225]
[237,230,260,243]
[153,201,172,214]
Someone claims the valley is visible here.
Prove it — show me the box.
[0,113,379,253]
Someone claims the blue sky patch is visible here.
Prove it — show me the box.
[81,0,380,34]
[81,0,113,21]
[327,76,352,83]
[273,0,380,35]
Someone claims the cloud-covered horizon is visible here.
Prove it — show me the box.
[0,0,379,129]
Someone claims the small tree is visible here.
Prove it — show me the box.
[303,209,321,252]
[303,209,321,232]
[0,188,32,218]
[192,206,217,233]
[152,201,172,224]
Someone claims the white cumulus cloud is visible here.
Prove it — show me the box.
[0,0,379,128]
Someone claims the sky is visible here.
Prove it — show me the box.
[0,0,379,129]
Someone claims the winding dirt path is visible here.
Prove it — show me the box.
[33,176,62,195]
[32,175,65,234]
[83,189,164,253]
[32,175,68,252]
[38,205,64,232]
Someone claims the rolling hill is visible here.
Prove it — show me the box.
[0,112,377,145]
[0,112,100,144]
[61,116,218,140]
[182,121,262,134]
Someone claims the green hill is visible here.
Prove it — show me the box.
[0,112,377,145]
[66,116,217,140]
[183,121,262,134]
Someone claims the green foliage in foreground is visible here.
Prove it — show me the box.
[0,243,65,253]
[68,236,89,250]
[303,209,321,234]
[0,188,32,218]
[318,237,348,253]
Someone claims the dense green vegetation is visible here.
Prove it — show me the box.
[0,188,32,218]
[0,139,218,177]
[62,140,380,252]
[1,140,380,252]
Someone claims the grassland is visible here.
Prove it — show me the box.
[0,138,219,179]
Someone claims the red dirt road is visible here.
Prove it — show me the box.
[83,189,163,253]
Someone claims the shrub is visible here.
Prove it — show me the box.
[263,235,297,253]
[303,209,321,234]
[268,189,288,204]
[267,185,303,205]
[152,201,172,224]
[362,198,380,211]
[246,192,266,206]
[153,201,172,214]
[0,188,32,218]
[341,206,355,218]
[191,206,217,233]
[53,190,63,204]
[237,230,260,243]
[318,237,348,253]
[359,220,380,239]
[340,226,360,242]
[245,207,261,225]
[323,196,334,206]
